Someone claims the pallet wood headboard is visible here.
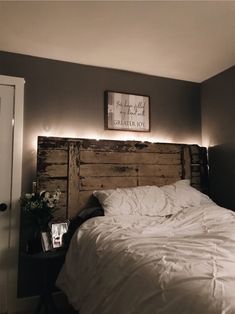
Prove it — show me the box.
[36,136,208,219]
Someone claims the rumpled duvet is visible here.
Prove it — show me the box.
[56,203,235,314]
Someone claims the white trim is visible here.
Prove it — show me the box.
[0,75,32,313]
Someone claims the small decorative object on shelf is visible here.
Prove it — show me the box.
[41,220,70,252]
[50,221,69,249]
[20,189,61,254]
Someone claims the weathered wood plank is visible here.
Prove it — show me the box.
[191,165,201,176]
[80,139,182,153]
[80,177,138,191]
[191,171,201,177]
[138,177,180,187]
[69,191,100,217]
[191,154,200,164]
[37,178,67,192]
[191,177,201,185]
[36,136,209,218]
[183,146,191,179]
[37,164,67,177]
[199,148,209,191]
[190,145,200,164]
[190,145,200,155]
[38,136,70,150]
[80,164,138,177]
[138,165,182,177]
[201,147,208,164]
[38,149,68,164]
[80,164,181,178]
[53,191,67,219]
[67,142,80,218]
[55,192,67,209]
[80,151,181,165]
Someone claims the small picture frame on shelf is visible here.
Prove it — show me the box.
[51,222,69,249]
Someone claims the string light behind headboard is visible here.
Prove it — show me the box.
[36,136,208,219]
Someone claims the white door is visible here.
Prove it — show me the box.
[0,76,24,314]
[0,85,15,314]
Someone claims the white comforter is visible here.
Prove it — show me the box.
[57,204,235,314]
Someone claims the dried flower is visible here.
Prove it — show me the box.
[20,189,61,232]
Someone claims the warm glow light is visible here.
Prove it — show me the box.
[31,136,38,152]
[154,136,173,143]
[30,128,203,155]
[202,136,211,148]
[40,129,78,138]
[180,137,201,145]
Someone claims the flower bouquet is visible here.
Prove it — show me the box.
[20,190,61,231]
[20,190,61,253]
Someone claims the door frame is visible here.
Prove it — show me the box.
[0,75,24,313]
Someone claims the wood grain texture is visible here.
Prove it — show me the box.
[38,137,69,150]
[80,139,182,153]
[36,136,209,218]
[37,164,67,178]
[80,177,138,191]
[138,164,182,177]
[80,151,181,165]
[67,142,80,218]
[138,177,180,186]
[37,178,67,192]
[190,145,201,164]
[182,146,191,179]
[80,164,138,177]
[38,149,68,164]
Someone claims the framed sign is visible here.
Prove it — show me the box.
[105,91,150,132]
[51,222,69,248]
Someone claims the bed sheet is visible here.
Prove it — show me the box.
[57,203,235,314]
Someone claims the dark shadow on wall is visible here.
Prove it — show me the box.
[208,143,235,211]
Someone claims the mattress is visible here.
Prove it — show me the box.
[57,203,235,314]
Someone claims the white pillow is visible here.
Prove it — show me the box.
[160,180,211,210]
[93,185,170,216]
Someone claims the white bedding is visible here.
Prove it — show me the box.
[57,203,235,314]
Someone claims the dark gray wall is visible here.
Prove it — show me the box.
[0,51,201,193]
[201,66,235,209]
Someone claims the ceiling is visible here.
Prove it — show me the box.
[0,1,234,82]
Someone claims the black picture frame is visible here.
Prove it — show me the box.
[104,91,150,132]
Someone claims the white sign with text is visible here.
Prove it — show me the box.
[106,92,150,132]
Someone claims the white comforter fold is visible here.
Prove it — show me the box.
[57,204,235,314]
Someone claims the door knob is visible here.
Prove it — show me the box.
[0,203,7,212]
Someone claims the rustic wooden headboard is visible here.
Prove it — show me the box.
[36,136,208,219]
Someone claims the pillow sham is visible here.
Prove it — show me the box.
[160,179,212,210]
[93,185,170,216]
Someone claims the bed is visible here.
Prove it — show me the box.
[57,195,235,314]
[36,137,235,313]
